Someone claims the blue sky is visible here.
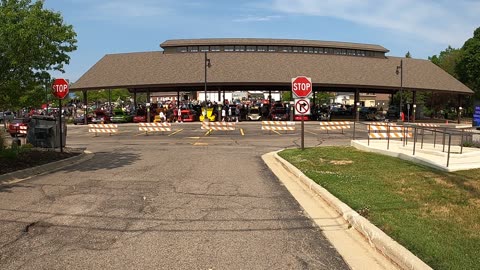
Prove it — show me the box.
[43,0,480,82]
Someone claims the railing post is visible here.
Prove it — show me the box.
[387,124,390,150]
[413,127,417,155]
[367,124,371,146]
[447,133,452,167]
[353,121,356,140]
[460,129,464,154]
[421,127,425,149]
[442,127,446,152]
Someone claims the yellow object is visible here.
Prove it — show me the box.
[153,115,161,123]
[199,108,216,122]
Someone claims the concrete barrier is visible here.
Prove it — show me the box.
[138,122,172,135]
[88,124,118,136]
[201,122,236,132]
[319,121,352,134]
[261,121,295,133]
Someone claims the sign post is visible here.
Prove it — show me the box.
[292,76,312,150]
[52,78,69,153]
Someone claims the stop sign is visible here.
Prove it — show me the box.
[291,76,312,98]
[52,78,69,99]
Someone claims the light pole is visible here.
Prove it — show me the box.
[396,60,403,121]
[204,52,211,121]
[146,102,151,123]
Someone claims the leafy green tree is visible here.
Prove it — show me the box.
[456,27,480,99]
[0,0,77,110]
[428,46,462,78]
[281,91,292,102]
[405,51,412,58]
[427,46,465,116]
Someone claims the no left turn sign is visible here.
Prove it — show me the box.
[295,98,310,115]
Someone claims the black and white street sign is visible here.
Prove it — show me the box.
[295,98,310,115]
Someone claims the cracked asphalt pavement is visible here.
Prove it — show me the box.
[0,122,355,269]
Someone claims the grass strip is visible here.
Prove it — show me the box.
[279,146,480,270]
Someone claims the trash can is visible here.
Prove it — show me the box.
[27,115,67,148]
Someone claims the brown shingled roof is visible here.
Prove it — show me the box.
[70,51,473,95]
[160,38,389,53]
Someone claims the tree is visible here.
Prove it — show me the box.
[0,0,77,110]
[456,27,480,99]
[428,46,462,78]
[281,91,292,102]
[405,51,412,58]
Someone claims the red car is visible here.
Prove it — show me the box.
[133,112,156,123]
[92,110,111,124]
[133,115,147,123]
[179,109,196,122]
[8,118,29,137]
[270,107,289,121]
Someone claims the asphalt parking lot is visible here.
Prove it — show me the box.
[0,121,357,269]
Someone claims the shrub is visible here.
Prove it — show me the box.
[0,130,5,151]
[0,147,18,160]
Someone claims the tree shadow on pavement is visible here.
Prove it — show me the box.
[65,150,140,172]
[0,183,22,193]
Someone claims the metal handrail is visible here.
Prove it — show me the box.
[356,122,474,168]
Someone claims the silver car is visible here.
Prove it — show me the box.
[247,107,261,121]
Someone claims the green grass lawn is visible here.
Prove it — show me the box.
[279,146,480,270]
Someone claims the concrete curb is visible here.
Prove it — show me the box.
[273,151,432,270]
[0,150,94,185]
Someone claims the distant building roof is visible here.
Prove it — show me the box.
[160,38,389,53]
[71,50,473,95]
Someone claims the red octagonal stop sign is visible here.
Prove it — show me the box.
[291,76,312,98]
[52,78,69,99]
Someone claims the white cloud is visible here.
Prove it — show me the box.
[269,0,479,47]
[233,15,282,22]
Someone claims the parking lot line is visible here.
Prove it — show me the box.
[306,130,318,135]
[240,128,245,136]
[168,129,183,136]
[204,130,213,136]
[193,142,208,146]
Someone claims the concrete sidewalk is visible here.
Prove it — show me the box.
[352,139,480,172]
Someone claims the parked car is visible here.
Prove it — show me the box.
[270,107,288,121]
[313,107,331,121]
[133,115,147,123]
[110,110,133,123]
[133,107,154,123]
[247,107,262,121]
[387,106,399,118]
[92,110,111,124]
[73,114,93,125]
[180,109,196,122]
[330,107,348,116]
[0,111,14,123]
[7,118,30,137]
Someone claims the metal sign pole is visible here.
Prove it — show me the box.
[301,116,305,150]
[59,98,63,153]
